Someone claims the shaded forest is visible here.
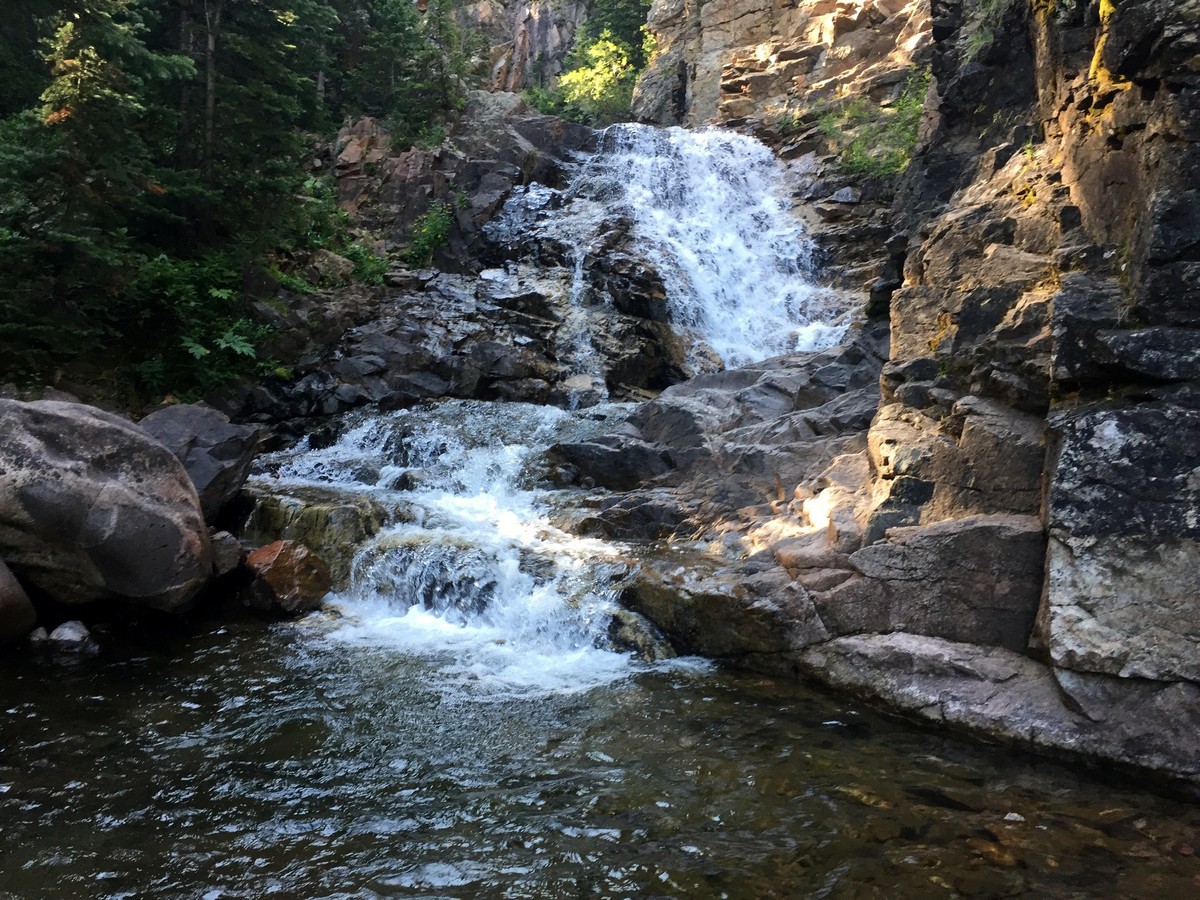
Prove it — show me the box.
[0,0,474,398]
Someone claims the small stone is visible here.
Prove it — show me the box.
[830,186,862,204]
[210,530,244,578]
[49,620,99,654]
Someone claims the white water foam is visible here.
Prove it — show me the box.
[493,124,851,368]
[254,402,646,697]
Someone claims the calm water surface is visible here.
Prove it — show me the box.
[2,615,1198,899]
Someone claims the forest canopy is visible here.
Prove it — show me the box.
[0,0,473,398]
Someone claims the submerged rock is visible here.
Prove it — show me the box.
[0,400,213,611]
[48,620,99,655]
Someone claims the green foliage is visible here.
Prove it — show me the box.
[803,68,930,180]
[343,241,387,284]
[522,84,587,122]
[0,0,478,399]
[271,268,317,294]
[962,0,1009,61]
[341,0,475,148]
[405,203,454,268]
[523,0,653,126]
[559,31,637,125]
[575,0,654,70]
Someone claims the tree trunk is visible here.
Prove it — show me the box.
[177,0,194,170]
[202,0,223,184]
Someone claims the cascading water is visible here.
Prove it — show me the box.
[252,401,665,696]
[252,127,852,694]
[491,124,851,369]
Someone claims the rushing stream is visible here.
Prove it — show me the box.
[3,129,1198,897]
[3,401,1198,897]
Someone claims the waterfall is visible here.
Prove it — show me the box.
[491,124,850,369]
[251,125,847,693]
[253,401,661,695]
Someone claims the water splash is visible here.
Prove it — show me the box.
[253,401,656,696]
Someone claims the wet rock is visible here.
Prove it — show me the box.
[245,540,332,616]
[48,620,99,655]
[798,633,1200,782]
[607,607,677,662]
[621,556,829,660]
[139,404,262,523]
[0,400,213,611]
[582,492,695,541]
[546,437,673,491]
[0,557,36,644]
[1041,404,1200,683]
[243,487,387,590]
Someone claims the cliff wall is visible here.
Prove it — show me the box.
[599,0,1200,780]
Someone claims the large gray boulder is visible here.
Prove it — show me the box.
[138,404,261,523]
[0,557,36,644]
[0,400,214,611]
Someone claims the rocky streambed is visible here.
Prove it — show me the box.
[3,0,1200,885]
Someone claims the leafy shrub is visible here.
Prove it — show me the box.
[405,203,454,267]
[558,31,637,125]
[343,241,388,284]
[805,68,931,180]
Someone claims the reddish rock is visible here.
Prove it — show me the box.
[245,540,331,615]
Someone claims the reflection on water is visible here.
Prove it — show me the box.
[2,617,1197,898]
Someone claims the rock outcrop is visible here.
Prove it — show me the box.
[0,400,214,612]
[635,0,932,128]
[139,404,261,524]
[476,0,591,92]
[564,0,1200,781]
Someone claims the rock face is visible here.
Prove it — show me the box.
[562,0,1200,782]
[0,400,213,611]
[635,0,932,127]
[1042,405,1200,684]
[482,0,590,92]
[139,404,261,523]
